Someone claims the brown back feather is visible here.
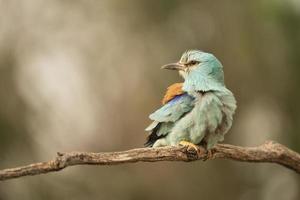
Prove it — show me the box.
[162,83,184,105]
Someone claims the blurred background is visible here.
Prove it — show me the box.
[0,0,300,199]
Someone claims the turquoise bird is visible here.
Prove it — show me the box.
[145,50,236,152]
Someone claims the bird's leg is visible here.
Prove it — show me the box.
[179,141,202,154]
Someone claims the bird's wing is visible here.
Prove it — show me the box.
[145,84,194,146]
[148,93,194,122]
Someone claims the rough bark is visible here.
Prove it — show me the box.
[0,141,299,181]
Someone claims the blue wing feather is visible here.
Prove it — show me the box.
[149,93,194,122]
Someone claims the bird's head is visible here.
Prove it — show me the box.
[161,50,225,92]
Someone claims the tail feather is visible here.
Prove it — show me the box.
[144,123,165,147]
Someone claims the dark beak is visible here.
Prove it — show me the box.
[161,63,185,71]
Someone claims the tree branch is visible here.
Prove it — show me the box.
[0,141,299,181]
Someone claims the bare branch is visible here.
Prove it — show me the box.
[0,141,299,181]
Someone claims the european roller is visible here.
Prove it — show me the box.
[145,50,236,153]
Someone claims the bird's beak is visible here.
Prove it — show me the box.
[161,62,185,71]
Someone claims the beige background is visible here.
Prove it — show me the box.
[0,0,299,199]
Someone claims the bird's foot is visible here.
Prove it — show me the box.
[179,141,203,156]
[179,141,215,161]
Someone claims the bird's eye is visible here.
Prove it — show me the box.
[186,60,200,67]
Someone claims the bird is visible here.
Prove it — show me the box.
[145,50,236,153]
